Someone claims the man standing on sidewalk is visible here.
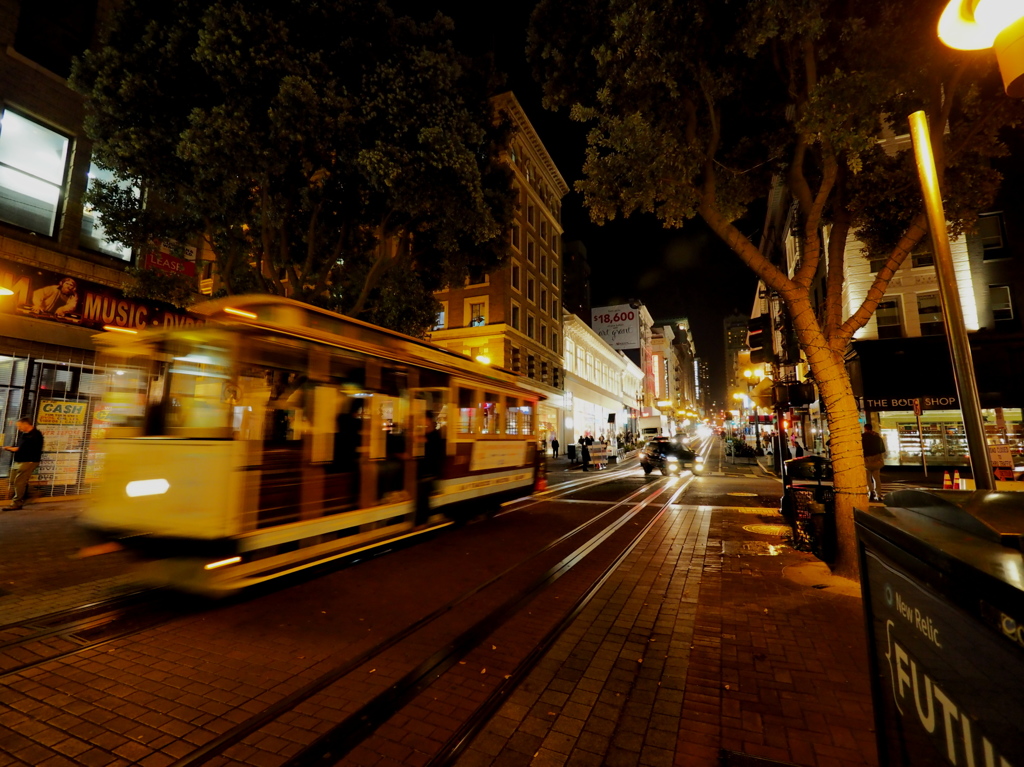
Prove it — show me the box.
[4,417,43,510]
[862,423,887,502]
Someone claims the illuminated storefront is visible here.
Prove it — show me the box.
[0,258,202,496]
[855,336,1024,468]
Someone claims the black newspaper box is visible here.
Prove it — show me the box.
[855,489,1024,767]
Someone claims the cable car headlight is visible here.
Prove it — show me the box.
[125,479,170,497]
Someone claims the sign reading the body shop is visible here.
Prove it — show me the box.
[592,304,640,350]
[864,550,1023,766]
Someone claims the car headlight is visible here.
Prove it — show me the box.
[666,455,679,462]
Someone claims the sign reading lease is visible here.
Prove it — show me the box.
[592,304,640,350]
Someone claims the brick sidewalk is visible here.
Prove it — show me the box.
[456,505,877,767]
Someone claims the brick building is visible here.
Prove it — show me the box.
[429,92,569,448]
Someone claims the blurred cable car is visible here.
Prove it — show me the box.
[81,296,542,595]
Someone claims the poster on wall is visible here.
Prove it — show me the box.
[37,453,82,485]
[0,258,204,333]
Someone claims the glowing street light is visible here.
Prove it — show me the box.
[939,0,1024,96]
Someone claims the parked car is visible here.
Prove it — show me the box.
[640,437,704,476]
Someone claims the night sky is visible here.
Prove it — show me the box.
[404,0,761,406]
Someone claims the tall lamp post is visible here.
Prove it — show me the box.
[927,0,1024,489]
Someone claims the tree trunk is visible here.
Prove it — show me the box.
[786,292,865,580]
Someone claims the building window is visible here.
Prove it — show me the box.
[876,298,903,339]
[527,204,535,226]
[527,277,535,302]
[564,338,574,372]
[540,324,547,346]
[469,302,486,327]
[979,213,1006,259]
[911,242,934,269]
[433,302,447,331]
[551,298,559,320]
[511,222,521,250]
[511,260,521,291]
[552,332,558,354]
[551,265,558,285]
[551,234,558,253]
[869,257,888,273]
[527,239,535,263]
[527,314,535,339]
[80,161,134,260]
[916,292,943,335]
[511,301,520,331]
[540,288,548,312]
[540,254,547,276]
[990,284,1013,321]
[0,110,70,236]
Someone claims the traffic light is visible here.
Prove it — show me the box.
[747,315,772,364]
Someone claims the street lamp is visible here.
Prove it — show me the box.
[939,1,1024,96]
[743,368,764,454]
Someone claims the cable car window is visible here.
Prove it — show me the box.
[506,397,520,435]
[481,393,501,434]
[458,387,476,434]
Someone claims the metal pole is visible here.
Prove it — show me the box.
[908,111,994,489]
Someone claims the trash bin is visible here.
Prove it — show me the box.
[855,489,1024,766]
[781,455,835,562]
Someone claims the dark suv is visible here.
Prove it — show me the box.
[640,437,704,476]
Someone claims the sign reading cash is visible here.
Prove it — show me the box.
[592,304,640,350]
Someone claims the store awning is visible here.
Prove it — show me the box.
[850,334,1024,410]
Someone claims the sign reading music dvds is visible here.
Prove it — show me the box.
[592,304,640,350]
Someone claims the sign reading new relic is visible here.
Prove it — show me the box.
[592,304,640,350]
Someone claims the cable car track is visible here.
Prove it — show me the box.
[0,471,695,767]
[167,476,692,767]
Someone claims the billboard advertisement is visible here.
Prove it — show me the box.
[592,304,640,350]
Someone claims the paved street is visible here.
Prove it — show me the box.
[0,448,882,767]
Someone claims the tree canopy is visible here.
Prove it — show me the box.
[72,0,515,335]
[528,0,1024,578]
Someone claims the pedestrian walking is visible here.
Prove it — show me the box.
[416,411,445,525]
[581,442,591,472]
[551,437,559,458]
[862,423,887,501]
[4,417,43,510]
[795,441,805,457]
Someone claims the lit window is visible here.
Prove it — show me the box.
[469,302,486,327]
[876,298,903,339]
[990,284,1013,321]
[0,110,70,235]
[916,292,943,335]
[458,387,476,433]
[80,162,135,260]
[433,306,446,331]
[481,393,500,434]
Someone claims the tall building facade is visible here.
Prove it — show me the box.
[429,92,569,447]
[723,312,750,404]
